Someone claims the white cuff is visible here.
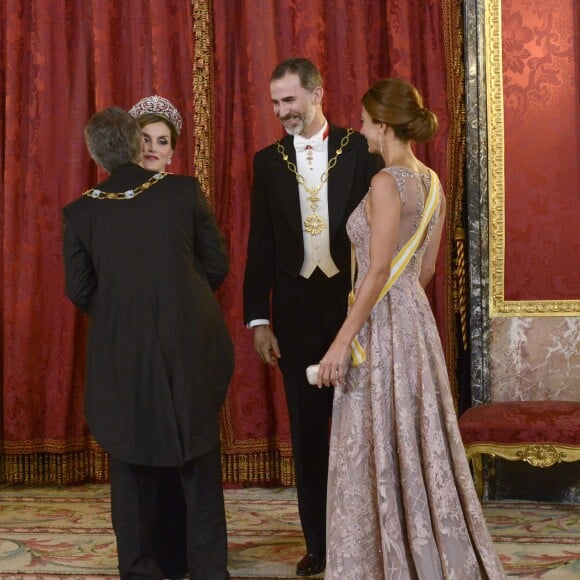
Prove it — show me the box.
[247,319,270,329]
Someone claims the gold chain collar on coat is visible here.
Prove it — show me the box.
[276,129,354,235]
[82,172,168,200]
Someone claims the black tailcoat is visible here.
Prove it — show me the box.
[243,125,377,555]
[244,126,377,320]
[63,164,233,467]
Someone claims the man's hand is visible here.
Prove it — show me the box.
[253,325,281,366]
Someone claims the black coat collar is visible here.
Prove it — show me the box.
[96,163,155,191]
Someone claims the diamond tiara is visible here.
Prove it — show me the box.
[128,95,183,134]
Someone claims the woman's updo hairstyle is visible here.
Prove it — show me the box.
[362,78,438,143]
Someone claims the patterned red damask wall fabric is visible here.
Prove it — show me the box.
[502,0,579,300]
[212,0,452,483]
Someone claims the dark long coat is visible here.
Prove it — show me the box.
[63,163,233,466]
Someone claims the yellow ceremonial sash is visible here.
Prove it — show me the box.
[349,169,440,367]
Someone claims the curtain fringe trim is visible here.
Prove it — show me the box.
[0,450,110,484]
[1,450,294,486]
[222,451,295,487]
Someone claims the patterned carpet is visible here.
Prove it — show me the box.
[0,484,578,579]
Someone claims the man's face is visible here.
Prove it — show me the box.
[270,73,317,136]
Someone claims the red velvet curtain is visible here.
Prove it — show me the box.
[213,0,456,485]
[0,0,195,482]
[1,0,461,485]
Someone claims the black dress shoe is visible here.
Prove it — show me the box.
[296,553,325,576]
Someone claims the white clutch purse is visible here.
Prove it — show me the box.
[306,364,320,385]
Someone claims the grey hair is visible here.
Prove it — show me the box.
[84,107,141,172]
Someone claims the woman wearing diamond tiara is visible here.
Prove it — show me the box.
[129,94,182,173]
[63,106,233,580]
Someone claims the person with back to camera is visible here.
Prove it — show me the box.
[243,57,378,577]
[314,78,506,578]
[62,106,233,580]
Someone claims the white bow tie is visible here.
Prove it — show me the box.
[294,134,325,152]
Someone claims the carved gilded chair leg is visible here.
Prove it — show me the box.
[471,454,484,499]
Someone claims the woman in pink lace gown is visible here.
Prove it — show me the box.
[315,79,506,579]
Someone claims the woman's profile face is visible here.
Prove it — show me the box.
[140,121,174,172]
[360,107,380,155]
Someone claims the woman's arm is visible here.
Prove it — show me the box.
[317,171,401,385]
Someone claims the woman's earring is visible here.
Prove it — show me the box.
[378,133,384,156]
[166,158,172,166]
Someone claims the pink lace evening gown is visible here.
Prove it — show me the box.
[325,167,506,579]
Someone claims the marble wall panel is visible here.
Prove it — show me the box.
[490,317,579,401]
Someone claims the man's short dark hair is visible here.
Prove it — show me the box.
[84,107,141,173]
[271,58,323,92]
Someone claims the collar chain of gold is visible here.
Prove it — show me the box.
[82,172,168,200]
[276,129,354,197]
[276,129,353,235]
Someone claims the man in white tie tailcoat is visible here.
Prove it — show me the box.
[243,58,378,577]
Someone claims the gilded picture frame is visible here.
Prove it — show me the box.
[485,0,580,317]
